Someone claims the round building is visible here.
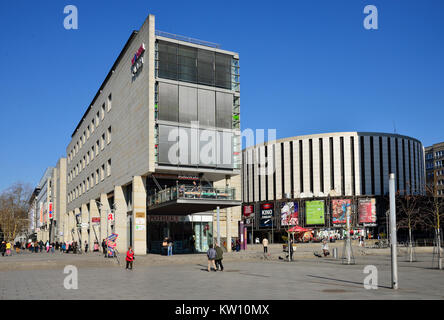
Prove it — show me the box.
[241,132,425,243]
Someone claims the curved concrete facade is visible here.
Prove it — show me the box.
[242,132,425,202]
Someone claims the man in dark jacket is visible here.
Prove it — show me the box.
[215,244,224,271]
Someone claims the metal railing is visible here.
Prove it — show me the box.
[148,184,236,207]
[155,30,221,49]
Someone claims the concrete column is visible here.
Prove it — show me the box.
[132,176,147,255]
[81,203,89,250]
[89,200,100,245]
[100,193,111,242]
[114,185,128,254]
[226,207,232,253]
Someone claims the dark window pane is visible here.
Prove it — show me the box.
[198,49,214,86]
[215,53,231,89]
[158,41,178,80]
[178,45,197,83]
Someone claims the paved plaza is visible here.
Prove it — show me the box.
[0,245,443,300]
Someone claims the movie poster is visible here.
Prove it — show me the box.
[281,202,299,226]
[332,199,352,225]
[358,198,376,224]
[305,200,325,225]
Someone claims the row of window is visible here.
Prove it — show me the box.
[426,150,444,160]
[68,159,111,203]
[243,135,423,202]
[68,127,112,183]
[68,93,112,164]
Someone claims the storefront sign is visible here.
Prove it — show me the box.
[91,217,101,223]
[131,43,145,75]
[358,199,376,224]
[135,225,145,231]
[331,199,351,225]
[107,212,114,221]
[260,203,274,228]
[243,205,254,218]
[135,218,145,225]
[305,200,325,225]
[281,202,299,226]
[48,202,53,219]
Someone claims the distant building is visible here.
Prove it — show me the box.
[425,141,444,196]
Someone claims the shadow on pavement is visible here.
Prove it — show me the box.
[306,274,392,289]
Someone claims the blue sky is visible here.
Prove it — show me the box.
[0,0,443,191]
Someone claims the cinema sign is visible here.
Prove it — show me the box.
[131,43,145,75]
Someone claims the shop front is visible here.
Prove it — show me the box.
[147,214,213,254]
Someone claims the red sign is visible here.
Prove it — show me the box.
[107,212,114,221]
[243,205,254,218]
[358,199,376,224]
[92,217,101,223]
[131,44,145,65]
[48,202,53,219]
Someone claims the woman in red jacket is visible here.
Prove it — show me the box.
[126,246,135,270]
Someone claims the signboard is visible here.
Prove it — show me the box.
[280,202,299,226]
[107,212,114,221]
[91,217,101,223]
[135,225,145,231]
[131,43,145,75]
[305,200,325,225]
[331,199,351,225]
[243,205,254,218]
[358,198,376,224]
[260,203,274,228]
[39,203,43,223]
[48,202,53,220]
[106,233,118,257]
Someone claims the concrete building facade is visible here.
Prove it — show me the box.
[65,14,241,255]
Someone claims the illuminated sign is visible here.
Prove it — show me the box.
[131,43,145,75]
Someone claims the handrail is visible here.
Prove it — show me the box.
[155,30,221,49]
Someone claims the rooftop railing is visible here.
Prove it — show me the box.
[155,30,221,49]
[148,184,236,207]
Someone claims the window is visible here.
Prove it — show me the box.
[96,111,100,126]
[91,146,94,161]
[107,126,112,144]
[87,178,90,191]
[101,134,105,150]
[107,159,111,177]
[83,156,86,169]
[86,126,90,139]
[96,140,100,156]
[83,132,86,144]
[96,169,99,184]
[107,93,112,111]
[87,151,90,165]
[90,173,94,189]
[101,164,105,181]
[101,103,105,120]
[91,119,95,133]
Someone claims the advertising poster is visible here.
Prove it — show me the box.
[358,198,377,224]
[331,199,351,225]
[305,200,325,225]
[281,202,299,226]
[260,203,274,228]
[106,233,118,257]
[243,205,254,218]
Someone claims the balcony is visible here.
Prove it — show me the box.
[147,184,240,215]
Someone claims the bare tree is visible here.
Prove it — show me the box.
[0,182,32,242]
[396,188,420,262]
[421,184,444,269]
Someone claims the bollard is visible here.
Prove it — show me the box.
[333,247,338,259]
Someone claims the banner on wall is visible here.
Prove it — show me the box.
[281,202,299,226]
[106,233,119,257]
[358,198,377,225]
[260,203,274,228]
[331,199,352,225]
[305,200,325,225]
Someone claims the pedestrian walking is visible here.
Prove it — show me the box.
[262,237,269,254]
[322,239,330,257]
[0,241,6,256]
[125,246,134,270]
[94,241,99,252]
[167,238,173,256]
[5,241,12,256]
[215,244,224,271]
[46,241,50,253]
[84,241,89,253]
[102,239,107,256]
[206,244,217,272]
[51,242,55,253]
